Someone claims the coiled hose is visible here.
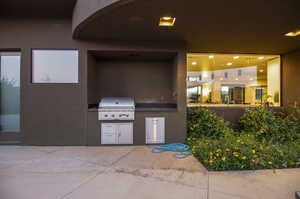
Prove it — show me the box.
[150,143,192,159]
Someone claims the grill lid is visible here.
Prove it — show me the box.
[99,97,135,109]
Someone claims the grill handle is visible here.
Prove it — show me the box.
[119,114,129,117]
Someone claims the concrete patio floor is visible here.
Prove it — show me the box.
[0,146,299,199]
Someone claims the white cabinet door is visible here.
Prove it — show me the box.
[101,123,133,144]
[118,123,133,144]
[101,123,118,144]
[146,118,165,144]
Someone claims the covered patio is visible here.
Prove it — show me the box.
[0,146,299,199]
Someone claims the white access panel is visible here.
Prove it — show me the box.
[146,117,165,144]
[101,123,118,144]
[118,123,133,144]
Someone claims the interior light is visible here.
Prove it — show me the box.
[227,62,233,66]
[233,56,240,59]
[259,69,264,73]
[221,86,229,92]
[191,61,197,65]
[284,30,300,37]
[220,78,223,81]
[203,88,210,97]
[258,56,264,60]
[159,16,176,26]
[203,72,208,78]
[250,78,254,81]
[162,17,172,20]
[235,78,239,80]
[208,55,214,59]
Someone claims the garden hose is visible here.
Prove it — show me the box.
[150,143,192,159]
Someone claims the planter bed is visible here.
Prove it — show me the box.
[187,107,300,171]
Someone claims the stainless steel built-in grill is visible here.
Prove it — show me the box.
[98,97,135,121]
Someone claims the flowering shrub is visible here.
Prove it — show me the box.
[187,107,233,139]
[187,107,300,171]
[239,106,300,143]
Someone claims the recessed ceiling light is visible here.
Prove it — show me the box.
[284,30,300,37]
[162,17,172,20]
[208,55,214,59]
[258,56,264,60]
[227,62,233,66]
[233,56,240,59]
[191,61,197,65]
[159,16,176,26]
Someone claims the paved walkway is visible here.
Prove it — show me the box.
[0,146,299,199]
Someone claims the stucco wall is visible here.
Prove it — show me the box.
[282,50,300,107]
[0,19,186,145]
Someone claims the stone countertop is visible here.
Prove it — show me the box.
[135,107,177,112]
[88,103,178,112]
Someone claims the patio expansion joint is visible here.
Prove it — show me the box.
[58,168,109,199]
[58,148,136,199]
[0,148,63,171]
[110,147,136,167]
[210,189,252,199]
[206,173,210,199]
[204,169,260,199]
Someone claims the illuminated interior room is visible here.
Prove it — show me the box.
[187,54,281,107]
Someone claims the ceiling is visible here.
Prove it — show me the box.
[1,0,299,54]
[89,50,177,61]
[0,0,76,18]
[74,0,300,54]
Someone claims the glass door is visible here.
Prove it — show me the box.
[0,52,21,134]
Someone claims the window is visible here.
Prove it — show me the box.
[187,54,281,107]
[0,52,21,132]
[32,50,79,83]
[255,88,264,100]
[224,72,228,78]
[238,69,242,76]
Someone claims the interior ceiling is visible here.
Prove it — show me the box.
[75,0,300,54]
[0,0,76,18]
[186,54,275,87]
[187,54,279,72]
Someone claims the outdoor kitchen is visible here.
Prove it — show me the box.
[86,50,186,145]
